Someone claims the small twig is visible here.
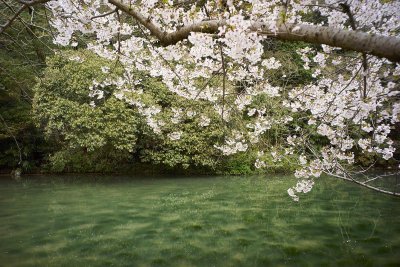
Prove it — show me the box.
[194,66,222,100]
[91,8,118,20]
[116,8,121,54]
[219,42,226,122]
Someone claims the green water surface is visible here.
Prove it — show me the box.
[0,175,399,267]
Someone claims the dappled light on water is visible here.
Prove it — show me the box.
[0,175,399,266]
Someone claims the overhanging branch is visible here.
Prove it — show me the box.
[109,0,400,63]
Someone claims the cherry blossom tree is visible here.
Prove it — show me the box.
[15,0,400,199]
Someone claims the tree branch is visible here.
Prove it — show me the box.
[91,8,118,20]
[339,2,368,99]
[325,171,400,197]
[0,0,50,34]
[109,0,400,63]
[219,43,226,122]
[0,2,28,34]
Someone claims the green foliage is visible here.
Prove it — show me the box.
[263,40,314,87]
[46,147,132,173]
[261,153,298,174]
[135,76,225,170]
[220,152,257,175]
[33,50,140,172]
[33,50,224,173]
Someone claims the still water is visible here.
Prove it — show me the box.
[0,175,399,266]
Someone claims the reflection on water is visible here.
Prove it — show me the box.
[0,175,399,266]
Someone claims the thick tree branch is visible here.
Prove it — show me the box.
[108,0,223,46]
[109,0,400,63]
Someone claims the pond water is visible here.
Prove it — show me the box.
[0,175,399,266]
